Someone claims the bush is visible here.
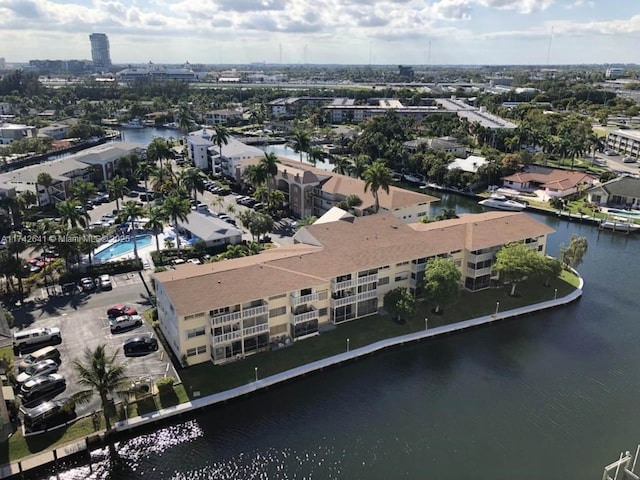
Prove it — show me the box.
[156,377,175,394]
[1,308,14,328]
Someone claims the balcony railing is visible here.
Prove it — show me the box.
[211,330,242,345]
[290,292,320,307]
[242,323,269,337]
[211,311,241,326]
[242,304,268,319]
[357,274,378,285]
[330,294,356,308]
[291,309,319,325]
[357,290,377,301]
[332,278,355,290]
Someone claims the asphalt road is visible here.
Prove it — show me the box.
[11,272,177,418]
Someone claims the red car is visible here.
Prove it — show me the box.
[107,305,138,318]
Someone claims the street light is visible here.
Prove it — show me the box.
[346,338,350,352]
[554,288,558,300]
[254,366,258,382]
[495,301,500,315]
[425,318,428,331]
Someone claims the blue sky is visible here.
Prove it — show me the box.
[0,0,638,65]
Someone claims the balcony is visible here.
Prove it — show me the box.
[357,290,377,302]
[332,278,355,290]
[212,330,242,345]
[211,310,241,326]
[291,309,319,325]
[357,274,378,285]
[242,304,268,319]
[330,294,356,308]
[242,323,269,337]
[290,292,320,307]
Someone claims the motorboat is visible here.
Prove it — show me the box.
[162,122,179,129]
[478,194,526,211]
[600,217,640,233]
[121,119,145,129]
[403,173,425,185]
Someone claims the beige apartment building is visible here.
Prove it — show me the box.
[154,211,554,366]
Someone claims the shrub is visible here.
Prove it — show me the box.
[156,377,175,394]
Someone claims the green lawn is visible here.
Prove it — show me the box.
[180,273,578,397]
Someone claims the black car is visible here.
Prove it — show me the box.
[20,374,66,405]
[123,336,159,356]
[21,397,75,432]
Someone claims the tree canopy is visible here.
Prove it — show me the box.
[383,287,415,322]
[494,243,544,296]
[560,234,588,270]
[423,257,461,313]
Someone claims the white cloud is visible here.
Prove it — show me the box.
[475,0,555,14]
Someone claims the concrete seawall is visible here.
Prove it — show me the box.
[0,277,584,479]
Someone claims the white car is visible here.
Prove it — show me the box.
[99,274,112,290]
[16,359,59,384]
[109,314,143,333]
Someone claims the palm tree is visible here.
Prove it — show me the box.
[363,160,392,214]
[30,219,54,292]
[308,146,323,166]
[223,244,246,259]
[144,206,166,260]
[258,152,280,192]
[135,161,156,204]
[36,172,53,207]
[332,157,350,175]
[349,154,371,179]
[71,179,97,212]
[213,124,230,160]
[146,137,172,170]
[105,176,129,211]
[6,231,27,301]
[243,163,268,188]
[180,167,206,203]
[56,199,89,228]
[176,103,195,136]
[121,201,144,261]
[151,164,178,196]
[162,194,191,255]
[72,344,128,432]
[292,130,311,163]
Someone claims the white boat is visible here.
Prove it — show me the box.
[403,173,425,184]
[121,119,145,129]
[162,122,178,129]
[478,194,527,211]
[600,217,640,233]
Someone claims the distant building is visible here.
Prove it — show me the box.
[586,176,640,208]
[177,210,244,248]
[0,123,36,145]
[606,129,640,157]
[398,65,414,78]
[38,123,69,140]
[0,58,5,70]
[116,65,196,83]
[502,166,597,200]
[204,109,243,125]
[403,137,467,157]
[448,155,487,173]
[89,33,112,69]
[186,128,263,174]
[606,68,625,79]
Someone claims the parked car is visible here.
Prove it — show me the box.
[123,336,159,356]
[19,374,66,405]
[13,327,61,351]
[21,398,75,432]
[623,156,637,163]
[99,274,112,290]
[16,347,60,372]
[107,305,138,318]
[604,149,617,156]
[16,359,59,384]
[80,277,96,292]
[109,314,143,333]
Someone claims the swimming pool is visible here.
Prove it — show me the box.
[94,235,153,261]
[606,208,640,219]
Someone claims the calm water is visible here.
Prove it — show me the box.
[93,235,154,261]
[34,196,640,480]
[260,143,334,172]
[116,127,178,145]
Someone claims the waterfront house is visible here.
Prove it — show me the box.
[0,123,36,145]
[154,210,554,366]
[502,166,597,200]
[66,142,145,182]
[176,210,244,248]
[586,176,640,208]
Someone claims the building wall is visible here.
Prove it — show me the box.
[606,130,640,157]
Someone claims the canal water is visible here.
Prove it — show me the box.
[33,186,640,479]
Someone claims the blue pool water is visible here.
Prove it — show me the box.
[94,235,153,261]
[607,208,640,219]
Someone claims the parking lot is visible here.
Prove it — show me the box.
[11,272,179,417]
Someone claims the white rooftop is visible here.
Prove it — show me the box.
[177,210,243,242]
[448,155,487,173]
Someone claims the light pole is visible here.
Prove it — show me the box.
[554,288,558,300]
[346,338,350,352]
[425,318,428,331]
[254,366,258,382]
[495,301,500,315]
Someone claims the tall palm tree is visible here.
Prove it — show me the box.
[36,172,53,208]
[180,167,206,203]
[363,160,392,214]
[292,130,310,163]
[213,124,230,160]
[332,157,351,175]
[105,176,129,211]
[258,152,280,192]
[349,155,371,179]
[56,199,89,228]
[6,231,27,301]
[144,206,166,260]
[121,201,144,261]
[162,194,191,255]
[243,163,268,188]
[71,179,97,212]
[135,161,156,204]
[308,146,323,166]
[30,219,54,293]
[147,137,172,170]
[176,103,195,136]
[151,164,179,196]
[72,344,128,432]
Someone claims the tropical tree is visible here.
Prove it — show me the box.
[222,244,246,259]
[243,163,267,188]
[213,124,230,160]
[146,137,172,170]
[332,157,351,175]
[258,152,280,192]
[423,258,461,313]
[72,344,128,432]
[308,146,323,166]
[537,256,563,287]
[6,231,27,300]
[180,167,206,203]
[36,172,53,207]
[56,199,89,228]
[176,103,195,136]
[29,219,54,292]
[494,243,543,296]
[560,235,588,270]
[336,194,362,212]
[349,154,371,179]
[363,160,392,213]
[71,179,97,212]
[383,287,415,322]
[151,164,179,196]
[292,129,310,163]
[135,161,156,204]
[105,176,129,211]
[162,194,190,255]
[144,206,166,260]
[121,201,144,261]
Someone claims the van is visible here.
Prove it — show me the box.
[21,398,75,432]
[13,327,61,351]
[16,346,61,372]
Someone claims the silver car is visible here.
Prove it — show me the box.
[16,359,59,384]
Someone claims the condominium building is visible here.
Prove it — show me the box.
[186,129,264,174]
[154,211,554,366]
[0,123,36,145]
[606,129,640,157]
[89,33,112,69]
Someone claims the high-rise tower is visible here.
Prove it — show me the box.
[89,33,112,69]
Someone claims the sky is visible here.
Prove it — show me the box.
[0,0,639,65]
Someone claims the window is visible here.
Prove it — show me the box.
[396,261,409,267]
[395,272,409,282]
[186,327,206,339]
[319,308,328,317]
[269,306,286,318]
[378,277,389,285]
[187,345,206,357]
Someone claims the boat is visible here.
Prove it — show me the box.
[403,173,425,185]
[599,217,640,233]
[120,119,145,129]
[162,122,178,129]
[478,194,527,211]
